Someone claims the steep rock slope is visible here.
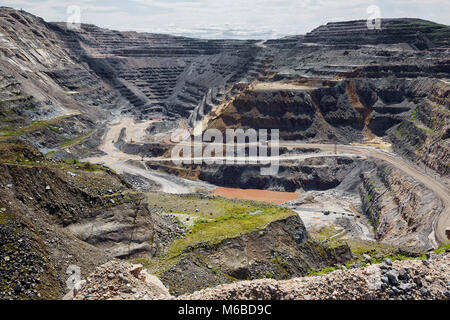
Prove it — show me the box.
[0,141,352,299]
[0,8,121,159]
[160,215,351,295]
[360,161,443,249]
[49,22,262,119]
[0,141,181,299]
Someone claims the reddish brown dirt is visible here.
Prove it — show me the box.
[213,187,300,204]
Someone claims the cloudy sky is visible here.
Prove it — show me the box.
[2,0,449,39]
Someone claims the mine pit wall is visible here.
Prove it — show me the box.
[146,156,369,193]
[359,161,443,250]
[205,77,440,145]
[207,83,367,143]
[205,76,448,180]
[114,128,170,158]
[387,81,450,177]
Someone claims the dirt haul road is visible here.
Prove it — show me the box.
[84,118,211,194]
[281,143,450,247]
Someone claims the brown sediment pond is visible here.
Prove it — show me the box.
[213,187,300,204]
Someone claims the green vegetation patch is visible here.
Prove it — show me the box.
[345,239,425,266]
[0,115,74,141]
[310,225,345,242]
[0,211,8,225]
[307,239,428,277]
[434,243,450,255]
[308,266,338,277]
[60,130,93,148]
[144,193,296,274]
[166,203,294,259]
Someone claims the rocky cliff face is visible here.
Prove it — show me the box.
[0,7,268,159]
[0,8,448,300]
[360,161,443,249]
[0,141,353,299]
[387,80,449,176]
[205,82,365,142]
[145,155,374,193]
[199,157,368,191]
[204,76,448,152]
[0,8,121,159]
[160,215,351,295]
[0,141,182,299]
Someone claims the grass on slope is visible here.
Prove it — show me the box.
[0,116,74,141]
[166,205,294,259]
[143,193,296,274]
[60,130,94,148]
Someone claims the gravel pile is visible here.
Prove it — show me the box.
[64,260,171,300]
[0,218,53,300]
[182,252,450,300]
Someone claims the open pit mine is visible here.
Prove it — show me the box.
[0,7,449,300]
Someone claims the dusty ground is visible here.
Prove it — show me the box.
[85,117,212,194]
[252,81,317,91]
[286,190,374,241]
[213,187,300,204]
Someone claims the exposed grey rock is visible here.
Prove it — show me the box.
[386,270,399,286]
[420,287,430,296]
[363,254,372,261]
[384,258,393,266]
[398,268,409,281]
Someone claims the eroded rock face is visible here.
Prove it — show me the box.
[360,161,443,249]
[0,164,112,299]
[66,202,186,259]
[206,83,365,142]
[49,21,261,120]
[388,81,450,177]
[198,157,367,192]
[0,141,182,299]
[160,215,352,296]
